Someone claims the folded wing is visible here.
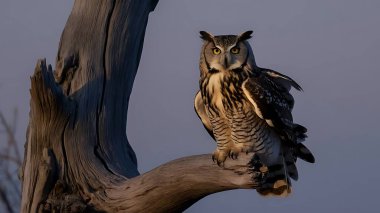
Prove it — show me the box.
[194,91,215,140]
[242,68,314,163]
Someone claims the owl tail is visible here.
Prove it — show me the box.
[256,164,292,197]
[256,143,314,197]
[256,153,298,197]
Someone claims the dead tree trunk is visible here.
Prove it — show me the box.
[20,0,261,212]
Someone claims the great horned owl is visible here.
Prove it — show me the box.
[194,31,314,196]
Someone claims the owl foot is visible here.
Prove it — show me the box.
[212,149,229,167]
[228,148,241,160]
[229,146,253,159]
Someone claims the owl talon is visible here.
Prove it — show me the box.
[212,149,228,167]
[228,148,241,160]
[229,151,239,160]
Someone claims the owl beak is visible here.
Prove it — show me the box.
[220,54,230,70]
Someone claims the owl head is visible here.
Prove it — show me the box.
[199,31,256,74]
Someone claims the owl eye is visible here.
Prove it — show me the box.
[231,47,240,54]
[212,48,221,55]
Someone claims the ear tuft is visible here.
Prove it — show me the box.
[238,30,253,41]
[200,31,214,42]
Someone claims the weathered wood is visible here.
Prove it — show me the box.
[21,0,262,212]
[21,61,74,212]
[93,154,260,212]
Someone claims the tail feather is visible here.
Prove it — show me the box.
[287,163,299,181]
[255,123,314,197]
[293,124,307,142]
[256,157,292,197]
[292,123,314,163]
[296,143,315,163]
[256,144,307,196]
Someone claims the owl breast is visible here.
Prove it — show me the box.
[227,103,281,164]
[202,73,281,165]
[205,73,225,111]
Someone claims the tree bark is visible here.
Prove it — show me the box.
[20,1,262,212]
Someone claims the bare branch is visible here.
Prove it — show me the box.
[0,111,21,213]
[0,154,22,166]
[0,112,21,163]
[0,184,15,213]
[35,153,261,213]
[91,154,261,213]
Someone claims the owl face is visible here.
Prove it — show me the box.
[200,31,254,73]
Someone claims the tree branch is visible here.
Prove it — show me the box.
[0,112,21,164]
[0,110,21,213]
[92,154,261,213]
[0,184,15,213]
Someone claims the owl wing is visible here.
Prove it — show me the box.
[262,69,302,109]
[242,68,306,144]
[242,69,314,163]
[194,91,215,140]
[263,69,303,92]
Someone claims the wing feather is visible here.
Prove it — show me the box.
[262,69,303,109]
[242,68,315,164]
[263,69,303,92]
[242,69,302,143]
[194,91,215,140]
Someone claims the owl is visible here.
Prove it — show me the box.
[194,31,315,196]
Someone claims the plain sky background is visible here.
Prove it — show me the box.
[1,0,380,212]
